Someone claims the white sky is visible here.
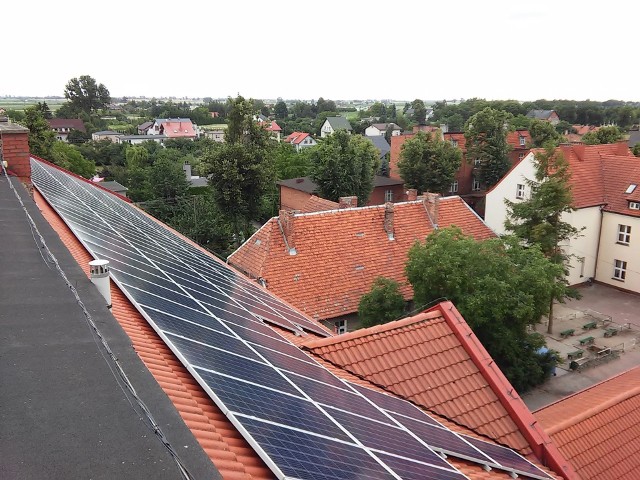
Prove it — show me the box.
[3,0,639,102]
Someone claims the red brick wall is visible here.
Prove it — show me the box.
[279,185,312,211]
[1,130,30,179]
[366,184,406,205]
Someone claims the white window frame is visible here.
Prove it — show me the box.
[472,178,481,191]
[519,136,526,146]
[384,189,394,202]
[516,184,525,199]
[629,201,640,210]
[618,224,631,245]
[449,180,459,193]
[518,152,525,161]
[613,259,627,281]
[474,158,481,166]
[451,139,458,148]
[335,319,347,334]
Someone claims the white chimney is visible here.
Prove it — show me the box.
[183,161,192,179]
[89,259,112,308]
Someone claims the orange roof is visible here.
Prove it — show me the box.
[303,309,532,454]
[265,120,281,132]
[284,131,312,145]
[507,129,531,149]
[535,367,640,480]
[301,194,339,213]
[159,118,197,138]
[228,197,495,320]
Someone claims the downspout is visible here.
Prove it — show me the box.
[592,204,605,282]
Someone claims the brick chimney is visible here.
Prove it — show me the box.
[406,189,418,201]
[424,193,440,229]
[383,202,395,240]
[0,118,30,180]
[616,140,631,156]
[278,210,297,255]
[338,196,358,209]
[572,143,586,161]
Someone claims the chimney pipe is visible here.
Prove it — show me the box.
[89,259,112,308]
[424,193,440,229]
[338,196,358,209]
[406,189,418,201]
[278,210,297,255]
[384,202,395,240]
[183,161,192,180]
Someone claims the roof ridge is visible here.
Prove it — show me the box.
[302,310,442,349]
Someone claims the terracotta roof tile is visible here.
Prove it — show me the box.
[535,367,640,480]
[228,197,495,320]
[301,194,339,213]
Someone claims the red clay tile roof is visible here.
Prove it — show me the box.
[265,120,281,132]
[301,194,339,213]
[228,197,495,321]
[159,118,197,138]
[535,367,640,480]
[47,118,86,132]
[285,131,310,144]
[303,309,533,454]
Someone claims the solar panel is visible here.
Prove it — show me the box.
[33,159,550,480]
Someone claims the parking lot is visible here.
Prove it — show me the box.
[522,282,640,411]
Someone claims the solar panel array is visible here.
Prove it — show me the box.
[32,159,553,480]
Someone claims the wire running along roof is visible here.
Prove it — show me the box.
[31,159,553,480]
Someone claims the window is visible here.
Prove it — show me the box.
[516,184,525,199]
[617,224,631,244]
[625,184,637,194]
[473,158,481,166]
[578,256,585,278]
[630,201,640,210]
[472,178,481,191]
[613,259,627,281]
[335,319,347,334]
[449,180,459,193]
[384,189,394,202]
[519,135,526,146]
[451,139,458,148]
[519,152,525,161]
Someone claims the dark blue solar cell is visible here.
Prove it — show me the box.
[123,283,205,315]
[225,319,300,346]
[238,417,396,480]
[119,277,196,308]
[462,436,552,479]
[196,370,350,441]
[140,303,229,335]
[84,242,162,277]
[285,373,390,424]
[252,344,348,390]
[390,414,490,463]
[350,383,442,426]
[183,287,260,323]
[327,408,454,470]
[140,306,226,336]
[375,453,466,480]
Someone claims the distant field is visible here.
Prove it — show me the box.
[0,97,66,112]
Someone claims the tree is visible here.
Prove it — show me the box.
[581,125,624,145]
[274,100,288,119]
[411,99,427,125]
[464,107,513,188]
[633,143,640,157]
[528,119,562,148]
[147,156,190,200]
[64,75,111,115]
[49,142,96,178]
[273,143,312,180]
[397,131,462,194]
[505,146,582,334]
[309,130,380,205]
[406,227,563,392]
[21,105,56,158]
[358,277,406,328]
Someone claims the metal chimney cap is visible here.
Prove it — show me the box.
[89,259,110,266]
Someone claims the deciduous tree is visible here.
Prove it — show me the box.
[309,130,380,205]
[528,119,562,147]
[21,105,56,158]
[581,125,624,145]
[49,142,96,178]
[63,75,111,114]
[358,277,406,328]
[397,131,462,194]
[274,100,288,119]
[411,99,427,125]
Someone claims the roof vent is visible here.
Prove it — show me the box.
[625,184,637,194]
[89,259,112,308]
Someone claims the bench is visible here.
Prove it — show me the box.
[567,350,583,360]
[582,321,598,330]
[560,328,575,338]
[579,336,595,346]
[604,327,618,338]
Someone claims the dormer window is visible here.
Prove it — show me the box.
[451,139,458,148]
[629,201,640,210]
[519,136,526,146]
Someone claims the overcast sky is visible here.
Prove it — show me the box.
[3,1,639,102]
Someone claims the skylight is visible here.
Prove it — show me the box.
[625,184,637,194]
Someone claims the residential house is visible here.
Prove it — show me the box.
[96,180,128,197]
[365,122,402,137]
[91,130,122,142]
[0,123,571,479]
[263,120,282,142]
[535,366,640,480]
[284,131,317,151]
[227,194,495,332]
[46,118,86,142]
[320,116,353,137]
[627,126,640,149]
[137,120,153,135]
[389,129,531,215]
[364,134,391,160]
[527,109,560,125]
[277,175,405,211]
[182,161,208,188]
[203,128,225,142]
[564,124,599,143]
[116,134,167,145]
[485,142,640,293]
[148,117,197,140]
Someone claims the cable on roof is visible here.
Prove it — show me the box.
[1,165,195,480]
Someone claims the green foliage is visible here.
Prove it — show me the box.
[274,100,288,119]
[464,107,513,188]
[411,99,427,124]
[397,131,462,194]
[529,119,563,148]
[20,105,56,158]
[316,97,336,114]
[273,143,312,179]
[49,142,96,178]
[581,125,624,145]
[405,227,563,392]
[632,143,640,157]
[63,75,111,115]
[147,156,190,200]
[358,277,406,328]
[309,131,380,205]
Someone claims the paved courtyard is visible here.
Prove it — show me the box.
[522,283,640,411]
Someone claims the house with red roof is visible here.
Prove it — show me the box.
[0,119,573,480]
[485,142,640,294]
[46,118,86,142]
[263,120,282,142]
[148,117,197,139]
[535,366,640,480]
[284,131,317,151]
[227,193,495,333]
